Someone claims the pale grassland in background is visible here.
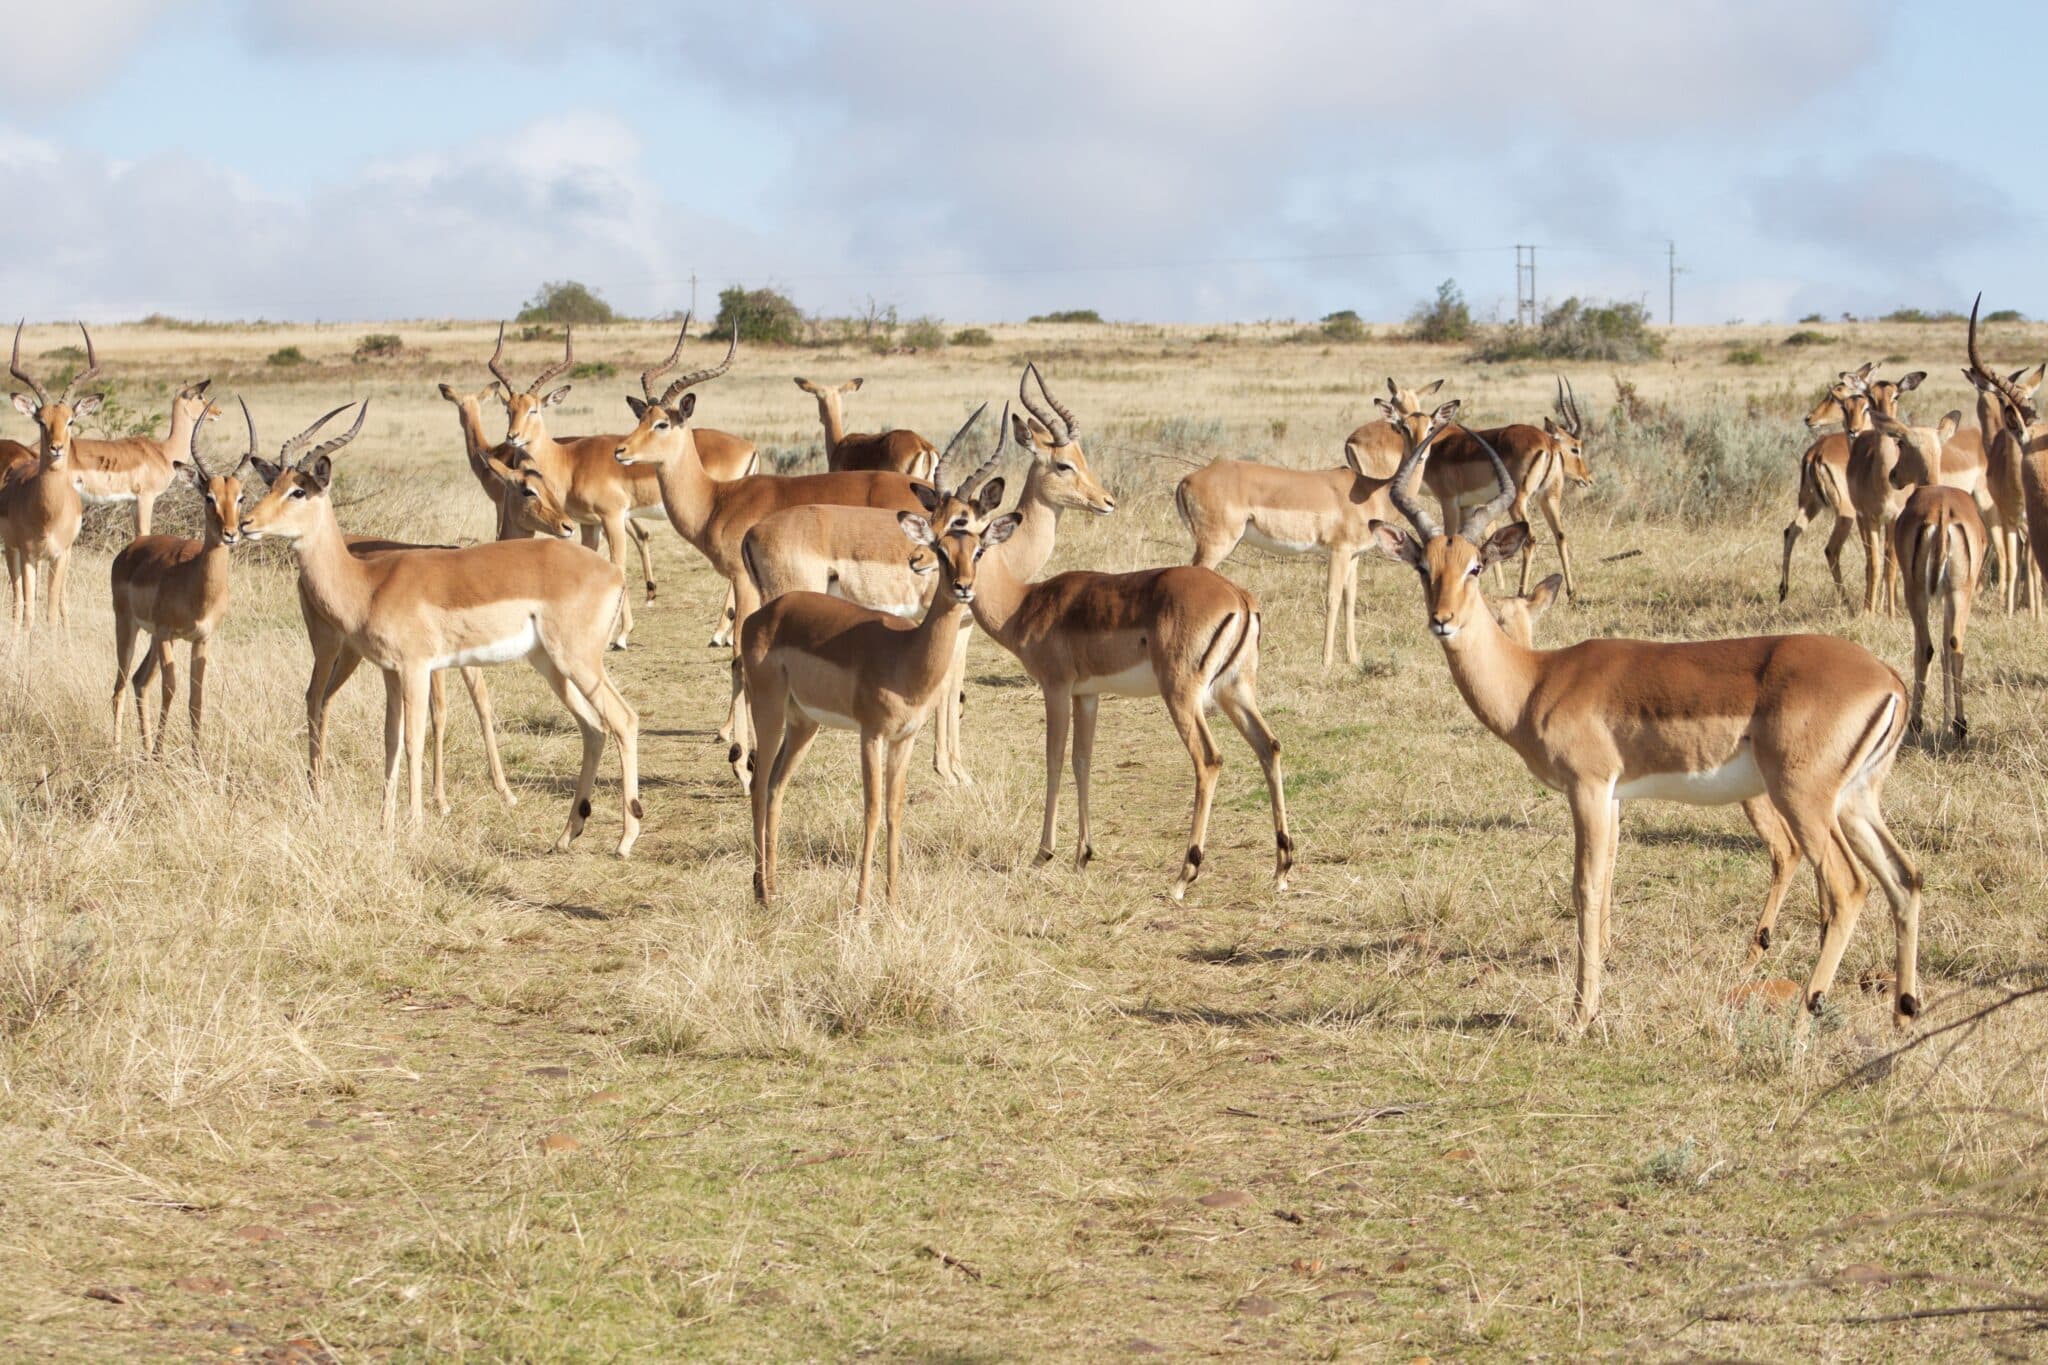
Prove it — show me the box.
[2,319,2047,1359]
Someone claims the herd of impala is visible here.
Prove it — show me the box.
[12,299,2043,1034]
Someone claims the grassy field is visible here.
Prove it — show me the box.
[4,318,2047,1360]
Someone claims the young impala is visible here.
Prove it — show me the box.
[1340,377,1444,477]
[1371,415,1922,1030]
[110,406,248,752]
[239,401,642,855]
[793,376,938,477]
[3,322,94,629]
[1177,392,1455,668]
[743,414,1018,910]
[1418,377,1592,598]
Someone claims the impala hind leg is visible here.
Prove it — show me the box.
[1823,513,1853,603]
[399,667,434,831]
[530,652,607,854]
[1321,551,1347,669]
[599,514,635,648]
[1164,685,1225,902]
[883,735,914,906]
[746,675,788,903]
[760,708,820,904]
[1781,797,1869,1020]
[427,670,451,814]
[456,667,517,806]
[1837,784,1923,1024]
[560,651,641,857]
[378,669,404,832]
[110,607,143,748]
[1779,504,1813,602]
[626,518,658,603]
[1070,694,1099,871]
[149,639,177,756]
[1902,566,1934,737]
[855,733,888,912]
[1215,676,1291,892]
[1741,795,1801,966]
[709,584,736,648]
[1944,572,1974,744]
[1035,686,1072,866]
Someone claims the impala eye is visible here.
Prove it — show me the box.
[1467,563,1483,578]
[654,421,670,431]
[1054,461,1074,474]
[289,487,306,500]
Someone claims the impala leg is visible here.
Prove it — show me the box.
[720,575,762,755]
[4,549,19,629]
[1741,795,1801,966]
[1600,793,1621,956]
[1320,551,1345,669]
[131,635,164,753]
[1035,686,1072,865]
[1785,801,1868,1020]
[600,513,635,647]
[1165,685,1224,902]
[1070,694,1099,871]
[1903,564,1932,737]
[626,517,657,603]
[1779,501,1812,603]
[379,669,404,833]
[22,558,36,630]
[1858,517,1882,616]
[1947,559,1974,745]
[427,669,451,815]
[134,494,154,538]
[1343,550,1362,667]
[457,667,516,806]
[709,583,737,648]
[746,673,787,903]
[187,637,210,754]
[46,549,69,629]
[884,735,914,908]
[1541,479,1574,601]
[530,652,607,854]
[151,639,177,757]
[936,624,974,785]
[855,732,887,912]
[399,667,433,831]
[1837,786,1923,1024]
[1566,784,1618,1030]
[1215,680,1291,893]
[1823,513,1853,603]
[307,635,356,794]
[110,607,142,748]
[762,709,820,905]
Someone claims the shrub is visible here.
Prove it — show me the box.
[1407,280,1474,344]
[515,324,562,343]
[1028,309,1103,324]
[352,333,404,361]
[266,346,306,367]
[569,360,615,380]
[714,285,806,346]
[1798,312,1827,324]
[1987,308,2026,324]
[1727,346,1766,366]
[1882,306,1963,324]
[900,316,947,351]
[1782,330,1837,347]
[949,327,994,347]
[40,345,86,363]
[517,280,616,326]
[1477,297,1662,363]
[1589,396,1785,526]
[1321,309,1368,342]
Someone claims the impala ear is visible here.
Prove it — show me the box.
[671,392,696,422]
[12,393,35,417]
[1373,397,1396,420]
[1853,361,1876,380]
[1013,411,1052,454]
[626,395,650,420]
[1938,410,1962,442]
[1343,441,1367,477]
[1542,416,1560,435]
[540,385,570,408]
[897,511,936,546]
[1479,521,1532,568]
[844,378,864,393]
[1526,573,1562,616]
[793,377,815,393]
[1431,399,1461,423]
[980,511,1021,547]
[306,455,334,490]
[249,456,283,486]
[72,393,103,417]
[974,476,1007,515]
[1420,378,1446,397]
[911,481,943,513]
[1897,371,1926,392]
[1369,519,1421,569]
[437,382,460,401]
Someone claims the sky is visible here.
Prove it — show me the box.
[0,0,2035,326]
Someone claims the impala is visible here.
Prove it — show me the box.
[744,425,1018,908]
[1418,377,1592,598]
[1778,364,1872,603]
[3,322,95,628]
[793,376,938,477]
[1340,377,1444,477]
[437,380,580,542]
[962,454,1292,900]
[1888,465,1985,744]
[239,401,642,855]
[1959,298,2048,615]
[1176,394,1456,668]
[1370,417,1923,1030]
[1843,369,1984,614]
[67,331,223,536]
[110,406,247,752]
[612,344,950,786]
[490,322,755,647]
[1492,572,1561,648]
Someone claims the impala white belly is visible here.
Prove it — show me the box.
[427,620,539,671]
[794,699,861,731]
[627,503,667,522]
[1076,661,1159,698]
[1242,524,1321,556]
[828,579,923,619]
[79,487,137,505]
[1614,747,1764,806]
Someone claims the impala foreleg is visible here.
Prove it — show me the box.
[110,609,143,749]
[855,733,888,912]
[379,670,405,832]
[150,639,177,757]
[1035,686,1072,865]
[884,735,914,907]
[600,514,635,648]
[457,667,516,807]
[1566,785,1619,1030]
[399,667,433,830]
[626,518,657,603]
[188,637,210,754]
[1837,784,1922,1025]
[1070,695,1099,871]
[1216,681,1291,893]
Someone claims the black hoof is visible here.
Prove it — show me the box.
[577,798,592,819]
[629,798,644,820]
[1898,992,1921,1018]
[1807,990,1826,1016]
[727,743,742,765]
[1755,926,1771,951]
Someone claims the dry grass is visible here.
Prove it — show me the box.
[3,319,2047,1358]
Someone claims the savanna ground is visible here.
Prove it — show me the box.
[4,317,2048,1361]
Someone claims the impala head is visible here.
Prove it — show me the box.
[1542,375,1592,486]
[173,378,223,431]
[1871,409,1960,490]
[793,374,863,417]
[187,396,255,546]
[1804,363,1875,430]
[437,379,504,414]
[1011,362,1115,514]
[1842,365,1924,420]
[1962,293,2043,435]
[909,402,1012,572]
[241,400,370,542]
[1491,573,1562,648]
[1384,375,1446,418]
[615,322,740,465]
[1369,402,1531,646]
[484,442,578,538]
[10,321,103,466]
[898,508,1020,605]
[487,323,576,449]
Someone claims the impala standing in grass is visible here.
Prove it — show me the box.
[794,375,939,478]
[3,323,94,629]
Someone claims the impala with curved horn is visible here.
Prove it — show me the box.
[436,378,580,542]
[1414,376,1593,598]
[109,401,251,752]
[793,375,939,478]
[1960,295,2048,616]
[3,321,96,628]
[1176,386,1458,668]
[241,400,641,854]
[489,320,758,647]
[611,335,957,788]
[60,321,223,537]
[743,407,1018,909]
[1369,417,1922,1031]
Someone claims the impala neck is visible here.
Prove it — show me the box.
[1436,592,1543,744]
[964,537,1031,648]
[817,394,846,454]
[1006,461,1069,581]
[164,400,204,458]
[455,400,492,463]
[289,502,376,635]
[644,428,717,548]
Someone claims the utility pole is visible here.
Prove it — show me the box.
[1666,241,1677,326]
[689,272,699,319]
[1515,245,1538,328]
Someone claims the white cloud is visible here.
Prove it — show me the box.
[0,0,172,105]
